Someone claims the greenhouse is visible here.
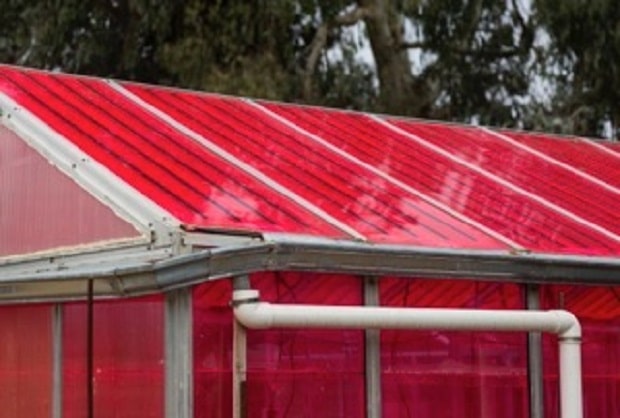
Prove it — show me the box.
[0,64,619,418]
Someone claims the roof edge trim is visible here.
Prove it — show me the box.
[0,92,179,244]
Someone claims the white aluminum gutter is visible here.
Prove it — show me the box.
[233,289,583,418]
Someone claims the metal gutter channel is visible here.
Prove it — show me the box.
[1,239,620,301]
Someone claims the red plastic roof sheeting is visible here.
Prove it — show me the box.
[2,65,620,256]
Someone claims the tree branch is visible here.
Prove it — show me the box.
[400,41,427,50]
[302,7,371,99]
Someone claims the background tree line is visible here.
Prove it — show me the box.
[1,0,618,139]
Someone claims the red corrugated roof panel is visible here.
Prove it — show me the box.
[2,65,619,256]
[0,66,346,239]
[262,102,620,255]
[123,83,505,248]
[502,131,620,188]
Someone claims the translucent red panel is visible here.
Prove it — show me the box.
[0,67,343,238]
[0,304,52,416]
[0,125,138,257]
[541,286,620,418]
[193,280,233,418]
[262,102,620,255]
[503,131,620,189]
[63,296,164,418]
[124,84,505,248]
[391,122,620,238]
[193,273,365,418]
[380,278,527,418]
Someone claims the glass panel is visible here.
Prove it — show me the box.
[62,296,164,418]
[0,304,52,416]
[380,278,527,418]
[541,285,620,418]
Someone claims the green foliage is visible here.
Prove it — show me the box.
[536,0,620,137]
[0,0,618,138]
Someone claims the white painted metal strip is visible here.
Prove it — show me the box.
[375,117,620,243]
[0,92,176,242]
[481,127,620,195]
[580,138,620,160]
[246,100,522,250]
[108,81,366,241]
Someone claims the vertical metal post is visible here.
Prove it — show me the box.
[87,280,94,418]
[232,276,250,418]
[52,304,63,418]
[364,277,381,418]
[165,288,193,418]
[526,284,544,418]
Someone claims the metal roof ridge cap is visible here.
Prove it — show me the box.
[245,99,522,250]
[105,80,366,241]
[0,91,178,243]
[480,126,620,195]
[373,115,620,244]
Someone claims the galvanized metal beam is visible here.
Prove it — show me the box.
[165,289,193,418]
[2,237,620,301]
[364,277,382,418]
[527,284,544,418]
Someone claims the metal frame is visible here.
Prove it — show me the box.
[2,236,620,301]
[364,277,381,418]
[527,284,544,418]
[165,288,193,418]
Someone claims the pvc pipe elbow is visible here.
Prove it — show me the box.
[550,310,581,340]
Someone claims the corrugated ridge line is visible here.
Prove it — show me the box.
[247,100,521,250]
[376,116,620,244]
[481,127,620,195]
[581,138,620,160]
[0,91,175,239]
[108,81,366,241]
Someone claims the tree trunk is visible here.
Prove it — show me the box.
[359,0,418,115]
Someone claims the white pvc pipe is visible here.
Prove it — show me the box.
[233,289,582,418]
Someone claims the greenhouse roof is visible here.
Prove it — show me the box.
[1,64,620,299]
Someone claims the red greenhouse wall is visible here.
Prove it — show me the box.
[0,304,53,416]
[62,296,165,418]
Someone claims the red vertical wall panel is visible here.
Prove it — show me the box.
[247,273,365,418]
[62,296,164,418]
[193,279,234,418]
[0,125,139,257]
[0,304,52,416]
[380,279,527,418]
[193,274,365,418]
[541,285,620,418]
